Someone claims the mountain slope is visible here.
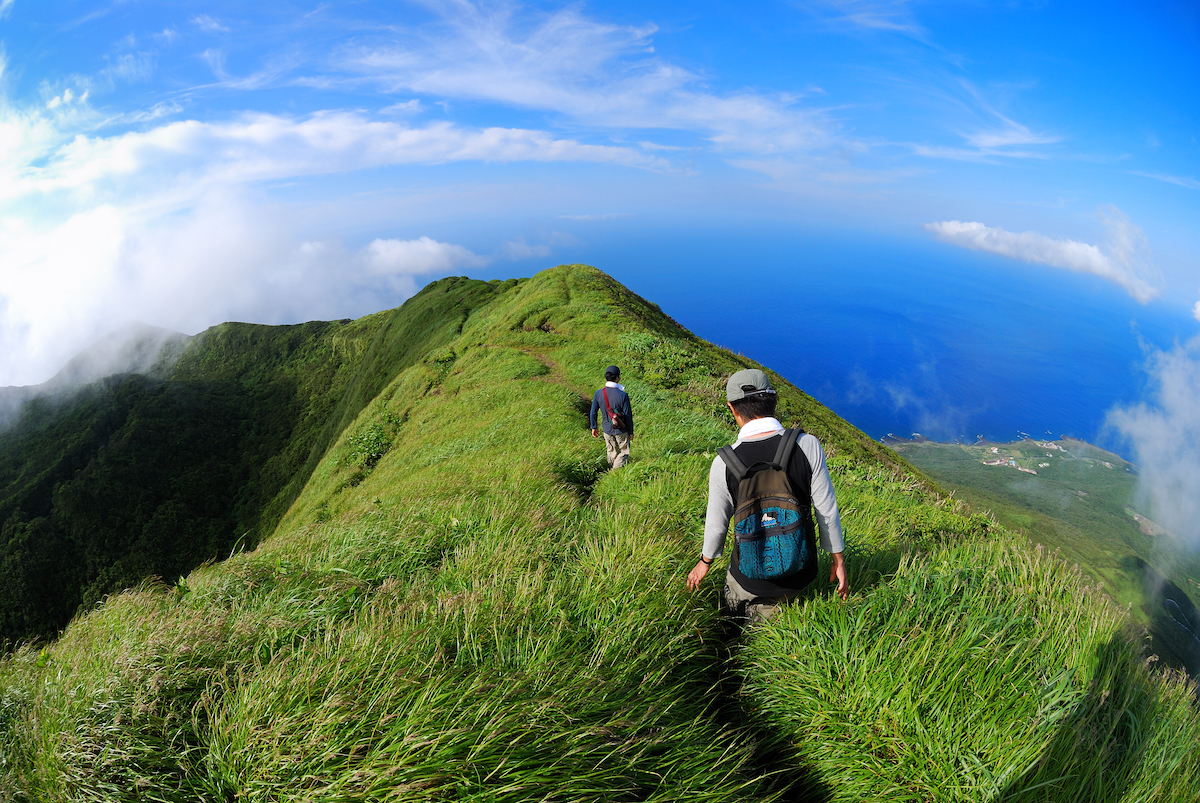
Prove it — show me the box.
[889,437,1200,676]
[0,265,1196,802]
[0,278,506,644]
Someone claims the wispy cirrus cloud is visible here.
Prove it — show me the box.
[914,79,1060,162]
[191,15,229,34]
[336,2,837,159]
[924,206,1162,303]
[801,0,926,37]
[1134,171,1200,191]
[6,109,662,204]
[962,115,1059,150]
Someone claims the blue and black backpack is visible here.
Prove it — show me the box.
[718,429,815,581]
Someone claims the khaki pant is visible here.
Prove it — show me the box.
[603,431,631,468]
[721,569,798,625]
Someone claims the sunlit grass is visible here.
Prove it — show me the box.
[1,265,1196,801]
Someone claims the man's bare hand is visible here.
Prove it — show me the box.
[830,552,849,600]
[591,428,599,438]
[686,559,711,591]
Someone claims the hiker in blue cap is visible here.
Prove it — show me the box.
[589,365,634,468]
[686,368,848,624]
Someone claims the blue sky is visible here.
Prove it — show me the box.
[0,0,1197,389]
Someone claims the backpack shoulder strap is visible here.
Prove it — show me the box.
[788,429,813,490]
[717,445,749,483]
[774,428,799,469]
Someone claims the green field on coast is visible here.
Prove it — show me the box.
[1,265,1197,801]
[890,436,1200,676]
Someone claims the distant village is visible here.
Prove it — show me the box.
[967,437,1126,478]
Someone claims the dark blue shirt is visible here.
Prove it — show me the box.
[589,384,633,435]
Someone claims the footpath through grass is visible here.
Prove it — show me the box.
[1,265,1197,801]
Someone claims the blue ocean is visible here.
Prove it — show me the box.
[576,222,1196,457]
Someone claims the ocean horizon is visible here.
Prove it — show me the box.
[578,223,1197,461]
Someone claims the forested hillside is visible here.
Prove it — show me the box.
[0,280,501,644]
[0,266,1196,801]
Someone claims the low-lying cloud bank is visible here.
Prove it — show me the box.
[0,100,605,387]
[924,206,1161,303]
[0,191,490,387]
[1107,335,1200,548]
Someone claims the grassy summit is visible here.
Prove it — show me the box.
[0,265,1197,801]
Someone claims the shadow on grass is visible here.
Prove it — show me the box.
[573,392,593,423]
[695,543,925,802]
[696,544,916,801]
[1126,556,1200,683]
[992,634,1173,803]
[701,619,834,803]
[554,453,610,502]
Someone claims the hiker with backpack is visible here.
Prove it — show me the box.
[686,369,848,623]
[589,365,634,468]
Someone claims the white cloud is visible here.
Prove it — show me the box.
[338,2,836,158]
[45,86,90,110]
[924,207,1162,303]
[1108,335,1200,547]
[962,116,1059,150]
[1135,171,1200,192]
[21,111,661,199]
[0,0,13,20]
[192,15,229,33]
[362,236,487,279]
[381,100,422,115]
[0,192,488,386]
[1193,298,1200,323]
[803,0,926,36]
[0,101,659,386]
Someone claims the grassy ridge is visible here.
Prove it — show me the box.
[1,265,1197,800]
[0,278,506,645]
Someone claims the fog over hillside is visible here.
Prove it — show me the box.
[1109,334,1200,552]
[0,323,190,429]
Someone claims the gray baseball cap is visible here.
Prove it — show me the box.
[726,368,776,401]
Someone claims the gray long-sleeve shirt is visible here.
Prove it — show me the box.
[703,421,844,561]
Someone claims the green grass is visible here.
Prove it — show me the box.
[742,537,1200,802]
[0,265,1197,801]
[0,276,508,645]
[893,439,1200,675]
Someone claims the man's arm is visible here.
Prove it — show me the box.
[588,393,600,436]
[687,457,734,590]
[799,433,849,599]
[799,434,844,552]
[622,392,634,437]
